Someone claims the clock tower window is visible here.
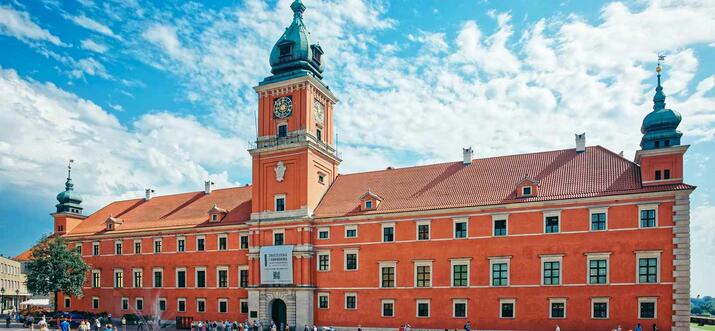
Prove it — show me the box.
[316,128,322,141]
[278,123,288,138]
[274,194,286,212]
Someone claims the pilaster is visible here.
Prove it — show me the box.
[672,192,692,331]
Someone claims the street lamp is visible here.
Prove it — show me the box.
[1,287,5,313]
[16,288,20,313]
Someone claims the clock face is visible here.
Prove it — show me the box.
[313,100,325,123]
[273,96,292,119]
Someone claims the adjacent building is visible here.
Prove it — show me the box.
[38,1,694,330]
[0,255,30,313]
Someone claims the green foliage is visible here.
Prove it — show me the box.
[25,235,90,307]
[692,296,715,316]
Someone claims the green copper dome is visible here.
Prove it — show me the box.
[56,162,83,214]
[640,68,682,150]
[264,0,324,84]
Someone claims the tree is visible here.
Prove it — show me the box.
[25,235,90,311]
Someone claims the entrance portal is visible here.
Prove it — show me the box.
[271,299,287,328]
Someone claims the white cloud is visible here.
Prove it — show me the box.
[692,204,715,295]
[69,57,111,80]
[80,39,108,53]
[0,5,65,46]
[67,14,120,39]
[142,24,194,64]
[0,67,246,210]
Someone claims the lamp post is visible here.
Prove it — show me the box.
[16,288,20,314]
[1,287,5,313]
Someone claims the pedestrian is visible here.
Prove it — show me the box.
[60,319,70,331]
[105,324,112,331]
[555,325,560,331]
[652,324,657,331]
[617,326,622,331]
[357,326,361,331]
[121,317,126,331]
[138,320,144,331]
[464,321,471,331]
[6,315,11,328]
[635,323,641,331]
[95,318,101,331]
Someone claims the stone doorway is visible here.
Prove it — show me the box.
[270,299,287,328]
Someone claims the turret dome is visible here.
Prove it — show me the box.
[640,65,683,150]
[55,161,83,214]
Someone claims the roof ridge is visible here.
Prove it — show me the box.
[105,184,252,203]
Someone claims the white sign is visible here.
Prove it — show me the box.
[260,245,294,285]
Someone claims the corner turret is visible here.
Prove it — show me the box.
[53,160,86,234]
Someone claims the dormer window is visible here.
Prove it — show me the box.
[359,190,382,211]
[107,223,113,230]
[207,204,227,223]
[105,215,123,231]
[516,174,539,198]
[311,44,324,64]
[278,123,288,138]
[522,187,532,196]
[279,44,292,57]
[211,214,218,222]
[313,52,321,64]
[365,200,373,209]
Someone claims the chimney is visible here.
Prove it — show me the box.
[145,188,155,201]
[575,133,586,153]
[462,147,473,165]
[204,180,214,194]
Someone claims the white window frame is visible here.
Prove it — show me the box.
[135,297,144,311]
[549,298,567,319]
[196,235,206,251]
[635,250,662,284]
[153,238,163,253]
[591,297,609,319]
[450,258,471,287]
[413,260,432,288]
[344,293,357,310]
[492,214,509,237]
[132,268,142,288]
[416,299,430,318]
[216,266,229,288]
[176,236,186,252]
[522,186,532,196]
[114,240,123,255]
[157,297,167,312]
[344,248,359,271]
[195,267,207,288]
[238,265,249,288]
[453,217,468,239]
[453,299,468,318]
[133,240,142,254]
[499,298,516,319]
[217,298,228,313]
[415,220,431,240]
[272,229,285,245]
[177,298,186,312]
[274,194,286,212]
[379,261,397,288]
[276,122,288,137]
[92,242,100,256]
[64,297,71,308]
[211,214,219,222]
[317,227,330,240]
[586,253,611,285]
[381,299,395,317]
[317,251,330,272]
[540,254,563,286]
[364,200,373,209]
[92,296,99,309]
[317,292,329,309]
[217,234,228,250]
[196,298,206,313]
[344,225,358,238]
[589,207,609,231]
[381,222,395,242]
[239,233,249,249]
[489,256,511,287]
[543,210,561,233]
[638,297,657,319]
[91,269,101,288]
[121,297,128,311]
[152,267,163,288]
[175,267,187,288]
[113,268,124,288]
[240,299,248,314]
[638,204,659,228]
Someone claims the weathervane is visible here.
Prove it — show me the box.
[67,159,74,179]
[656,54,666,73]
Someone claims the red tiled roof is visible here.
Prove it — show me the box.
[68,186,252,235]
[14,247,34,262]
[313,146,695,217]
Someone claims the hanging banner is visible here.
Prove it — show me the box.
[260,245,294,285]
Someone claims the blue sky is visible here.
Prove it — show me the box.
[0,0,714,294]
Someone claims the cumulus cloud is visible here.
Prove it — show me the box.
[0,5,65,46]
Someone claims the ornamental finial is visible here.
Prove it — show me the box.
[653,54,666,111]
[65,159,75,191]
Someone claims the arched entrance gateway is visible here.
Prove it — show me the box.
[270,299,287,328]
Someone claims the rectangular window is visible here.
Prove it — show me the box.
[75,245,82,255]
[218,236,227,250]
[197,299,206,313]
[134,241,141,254]
[158,298,166,312]
[589,259,608,284]
[345,293,357,310]
[639,298,656,319]
[382,225,394,242]
[64,297,70,308]
[274,232,284,246]
[316,128,322,141]
[453,300,467,318]
[239,268,249,288]
[177,298,186,313]
[115,242,123,255]
[493,219,507,236]
[592,299,608,319]
[218,268,228,288]
[318,254,330,271]
[522,186,532,196]
[545,216,559,233]
[121,298,128,310]
[345,252,358,270]
[381,266,395,288]
[416,264,431,288]
[133,269,142,288]
[345,225,357,238]
[92,297,99,309]
[591,212,606,231]
[543,261,561,285]
[176,269,186,288]
[382,300,394,317]
[277,124,287,138]
[452,263,468,287]
[664,169,670,180]
[197,237,205,251]
[550,299,566,319]
[92,270,101,288]
[196,268,206,288]
[640,209,656,228]
[154,239,162,253]
[416,300,430,317]
[135,298,143,311]
[491,262,509,286]
[318,293,329,309]
[318,228,329,239]
[218,299,228,313]
[364,200,373,209]
[177,238,185,252]
[153,269,163,288]
[638,258,658,283]
[454,220,467,238]
[500,300,515,319]
[92,242,100,256]
[655,170,661,180]
[275,196,285,212]
[240,300,248,314]
[417,222,430,240]
[240,235,249,249]
[114,270,124,288]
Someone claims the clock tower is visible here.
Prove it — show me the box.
[249,0,340,221]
